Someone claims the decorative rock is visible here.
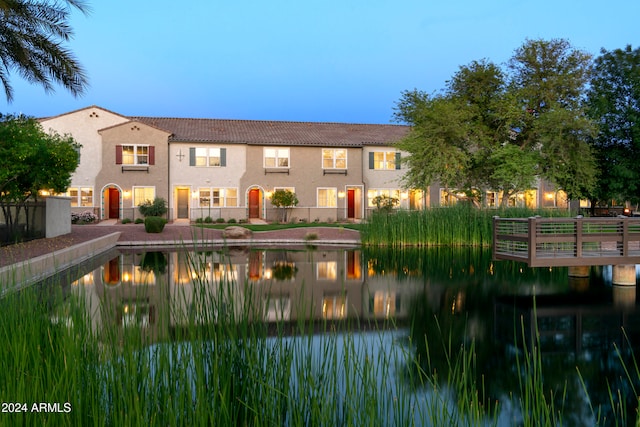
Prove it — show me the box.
[222,226,252,239]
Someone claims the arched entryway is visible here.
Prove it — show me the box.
[101,184,122,220]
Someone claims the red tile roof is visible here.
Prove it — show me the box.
[133,116,409,147]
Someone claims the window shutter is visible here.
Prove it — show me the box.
[149,146,155,165]
[395,152,401,170]
[115,145,123,164]
[368,152,374,169]
[189,148,196,166]
[220,148,226,167]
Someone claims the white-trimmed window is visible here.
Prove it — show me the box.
[190,147,226,167]
[123,145,148,165]
[486,191,499,208]
[264,148,289,168]
[322,149,347,169]
[317,188,337,208]
[367,189,401,208]
[369,151,399,170]
[317,262,337,280]
[133,187,155,207]
[322,293,346,319]
[199,188,238,207]
[66,187,93,207]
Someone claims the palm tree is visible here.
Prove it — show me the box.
[0,0,89,101]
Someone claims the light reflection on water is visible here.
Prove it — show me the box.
[59,246,640,426]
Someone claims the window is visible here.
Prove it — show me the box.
[367,189,401,208]
[133,187,155,206]
[322,149,347,169]
[486,191,498,208]
[264,148,289,168]
[198,188,238,207]
[369,151,399,170]
[66,187,93,207]
[317,261,338,280]
[317,188,337,208]
[322,293,346,319]
[116,145,155,165]
[190,147,226,167]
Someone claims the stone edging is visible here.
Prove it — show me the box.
[0,232,121,294]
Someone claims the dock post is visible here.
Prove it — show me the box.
[612,264,637,286]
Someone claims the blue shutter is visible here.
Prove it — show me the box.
[220,148,226,167]
[189,148,196,166]
[369,152,374,169]
[395,152,401,170]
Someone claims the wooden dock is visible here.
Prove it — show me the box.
[493,216,640,267]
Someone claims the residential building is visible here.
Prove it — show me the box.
[39,106,570,222]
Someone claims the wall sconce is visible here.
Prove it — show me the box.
[123,190,131,197]
[192,191,199,198]
[338,191,346,198]
[265,191,273,199]
[544,192,554,200]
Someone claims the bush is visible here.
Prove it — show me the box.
[204,216,213,223]
[135,218,144,224]
[227,218,237,224]
[144,216,167,233]
[71,210,97,224]
[138,197,167,218]
[121,218,132,224]
[195,218,204,224]
[215,217,225,223]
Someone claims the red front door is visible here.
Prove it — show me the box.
[347,189,355,218]
[108,188,120,219]
[249,189,260,218]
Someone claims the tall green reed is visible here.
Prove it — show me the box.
[360,205,571,247]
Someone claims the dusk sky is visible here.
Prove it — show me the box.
[3,0,639,124]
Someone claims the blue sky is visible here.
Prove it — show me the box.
[3,0,639,123]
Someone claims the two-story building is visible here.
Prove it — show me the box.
[40,105,570,222]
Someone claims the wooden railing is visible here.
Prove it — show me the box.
[493,216,640,267]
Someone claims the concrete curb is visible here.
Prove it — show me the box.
[116,239,360,247]
[0,232,121,293]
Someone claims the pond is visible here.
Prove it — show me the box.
[50,245,640,425]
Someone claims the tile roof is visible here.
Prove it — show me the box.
[132,116,409,147]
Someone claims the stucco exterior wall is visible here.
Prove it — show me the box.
[39,107,130,191]
[96,121,171,218]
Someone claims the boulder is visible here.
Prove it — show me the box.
[223,226,252,239]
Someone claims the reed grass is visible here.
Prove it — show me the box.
[0,247,636,426]
[360,205,572,247]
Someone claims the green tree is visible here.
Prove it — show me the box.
[270,189,298,222]
[0,114,80,240]
[0,0,89,101]
[586,45,640,207]
[508,38,597,201]
[394,39,598,206]
[394,92,473,199]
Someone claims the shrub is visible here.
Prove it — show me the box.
[216,217,225,223]
[71,210,97,224]
[134,218,144,224]
[204,216,213,223]
[195,218,204,224]
[121,218,132,224]
[227,218,237,224]
[138,197,167,218]
[144,216,167,233]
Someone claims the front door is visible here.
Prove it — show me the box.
[177,189,189,219]
[108,188,120,219]
[347,189,355,219]
[249,189,260,218]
